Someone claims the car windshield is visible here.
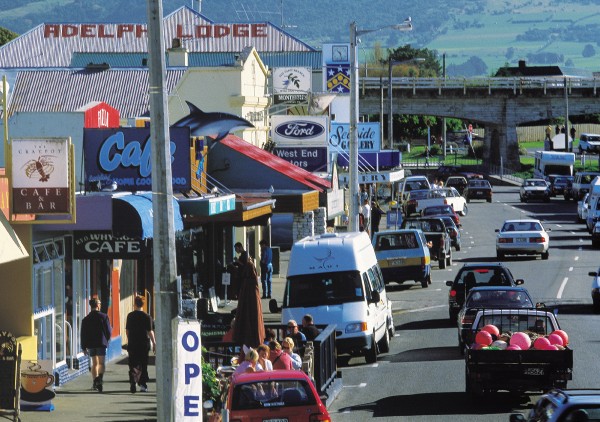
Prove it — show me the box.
[405,180,430,190]
[403,219,444,232]
[408,190,429,200]
[454,267,513,288]
[231,379,316,410]
[465,290,533,308]
[526,180,546,187]
[423,206,453,216]
[375,232,419,251]
[502,221,542,232]
[468,180,490,188]
[284,271,363,307]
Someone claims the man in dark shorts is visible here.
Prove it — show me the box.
[126,296,156,393]
[80,298,112,392]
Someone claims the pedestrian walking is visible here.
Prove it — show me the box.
[125,295,156,393]
[259,239,273,299]
[545,124,552,141]
[570,126,576,141]
[370,200,385,234]
[233,254,265,348]
[361,198,371,235]
[80,297,111,392]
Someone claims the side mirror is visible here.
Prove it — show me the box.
[268,298,281,313]
[589,272,598,277]
[445,280,453,287]
[494,229,500,232]
[509,414,526,422]
[515,279,524,285]
[546,228,552,232]
[370,290,381,303]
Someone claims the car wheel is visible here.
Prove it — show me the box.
[522,196,527,203]
[592,239,600,248]
[458,335,465,355]
[461,205,468,216]
[439,257,447,269]
[487,198,492,203]
[388,316,396,337]
[378,327,390,354]
[541,251,549,260]
[497,251,504,260]
[449,309,459,323]
[365,334,378,364]
[594,299,600,314]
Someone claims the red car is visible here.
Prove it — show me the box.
[225,370,331,422]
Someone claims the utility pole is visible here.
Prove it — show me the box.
[147,0,178,420]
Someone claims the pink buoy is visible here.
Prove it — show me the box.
[475,330,493,346]
[510,332,531,350]
[534,337,551,350]
[506,344,521,351]
[545,344,558,350]
[482,324,500,337]
[551,330,568,346]
[547,333,564,346]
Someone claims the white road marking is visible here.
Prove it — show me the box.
[569,267,573,272]
[570,231,576,234]
[344,383,367,388]
[406,304,446,313]
[575,256,580,261]
[556,224,562,228]
[557,277,569,299]
[579,238,584,243]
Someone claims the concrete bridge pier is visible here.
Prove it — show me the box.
[483,122,520,170]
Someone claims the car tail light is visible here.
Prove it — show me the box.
[529,237,545,243]
[498,238,513,243]
[310,411,332,421]
[461,314,475,325]
[450,290,457,297]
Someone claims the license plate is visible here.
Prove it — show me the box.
[476,191,482,195]
[523,368,544,376]
[516,238,526,243]
[264,419,288,422]
[390,259,404,266]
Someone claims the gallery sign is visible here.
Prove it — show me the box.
[11,138,71,214]
[273,67,311,104]
[83,127,191,192]
[329,122,381,153]
[271,116,328,146]
[73,231,150,259]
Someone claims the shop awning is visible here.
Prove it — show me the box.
[182,194,275,227]
[113,193,184,239]
[0,210,28,265]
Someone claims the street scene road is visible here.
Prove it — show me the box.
[328,184,600,421]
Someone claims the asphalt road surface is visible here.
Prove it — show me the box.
[327,185,600,422]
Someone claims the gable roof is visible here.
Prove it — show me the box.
[0,6,315,69]
[7,68,186,118]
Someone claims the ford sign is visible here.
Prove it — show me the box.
[275,121,325,139]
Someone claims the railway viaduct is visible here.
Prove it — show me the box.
[358,77,600,168]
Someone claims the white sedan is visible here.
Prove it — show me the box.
[495,219,550,260]
[578,193,590,223]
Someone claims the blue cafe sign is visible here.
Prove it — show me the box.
[329,122,381,152]
[83,127,191,191]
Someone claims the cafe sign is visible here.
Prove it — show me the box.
[73,231,150,259]
[11,138,71,214]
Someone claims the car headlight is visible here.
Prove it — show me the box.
[345,322,368,333]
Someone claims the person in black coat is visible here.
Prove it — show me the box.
[371,201,385,234]
[301,314,320,341]
[126,295,156,393]
[80,298,112,392]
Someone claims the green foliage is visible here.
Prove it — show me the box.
[202,348,222,407]
[0,26,18,45]
[582,44,596,58]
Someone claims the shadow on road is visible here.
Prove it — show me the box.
[383,346,463,363]
[335,391,532,417]
[398,318,453,331]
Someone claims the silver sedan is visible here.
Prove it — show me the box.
[495,219,550,260]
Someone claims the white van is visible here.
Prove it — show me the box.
[585,177,600,232]
[571,171,600,201]
[278,231,394,363]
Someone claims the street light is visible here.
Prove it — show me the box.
[388,57,425,149]
[349,19,413,232]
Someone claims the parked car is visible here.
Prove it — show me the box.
[495,219,551,260]
[510,389,600,422]
[520,178,551,203]
[463,179,493,203]
[445,176,468,195]
[571,171,600,201]
[592,222,600,249]
[372,229,431,288]
[577,193,591,223]
[402,189,430,216]
[578,133,600,154]
[445,263,524,322]
[548,175,574,198]
[421,204,461,227]
[224,370,331,422]
[457,285,535,352]
[401,217,453,269]
[589,267,600,313]
[415,187,468,216]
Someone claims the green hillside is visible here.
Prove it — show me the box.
[1,0,600,76]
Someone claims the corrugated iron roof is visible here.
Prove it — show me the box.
[7,68,186,118]
[0,6,315,69]
[71,51,323,69]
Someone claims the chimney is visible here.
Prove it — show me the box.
[168,38,188,67]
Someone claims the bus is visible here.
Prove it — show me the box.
[534,151,575,180]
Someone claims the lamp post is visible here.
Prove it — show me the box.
[388,57,425,150]
[349,19,413,232]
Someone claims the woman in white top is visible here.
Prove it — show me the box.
[233,349,258,376]
[255,344,273,371]
[283,337,302,370]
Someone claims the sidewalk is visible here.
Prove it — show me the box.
[18,252,291,422]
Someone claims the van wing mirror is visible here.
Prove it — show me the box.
[268,298,281,313]
[515,279,524,285]
[445,280,453,287]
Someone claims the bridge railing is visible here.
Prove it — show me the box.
[361,76,600,95]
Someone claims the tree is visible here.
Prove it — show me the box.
[582,44,596,58]
[0,26,18,46]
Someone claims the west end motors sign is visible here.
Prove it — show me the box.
[271,116,328,172]
[11,138,71,214]
[83,127,191,192]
